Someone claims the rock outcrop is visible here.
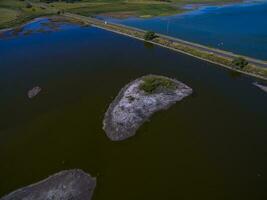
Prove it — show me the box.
[0,169,96,200]
[103,75,192,141]
[28,86,42,99]
[253,82,267,93]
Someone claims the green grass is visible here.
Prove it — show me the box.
[54,2,182,17]
[0,0,242,29]
[0,0,55,29]
[0,8,20,24]
[139,75,176,94]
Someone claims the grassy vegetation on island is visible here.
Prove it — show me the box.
[144,31,157,40]
[0,0,242,29]
[139,75,176,93]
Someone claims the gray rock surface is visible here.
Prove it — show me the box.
[0,169,96,200]
[28,86,42,99]
[253,82,267,93]
[103,75,193,141]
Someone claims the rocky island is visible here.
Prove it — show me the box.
[28,86,42,99]
[103,75,193,141]
[0,169,96,200]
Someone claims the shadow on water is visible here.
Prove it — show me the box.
[227,70,243,80]
[143,41,155,49]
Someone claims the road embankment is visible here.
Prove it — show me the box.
[63,13,267,81]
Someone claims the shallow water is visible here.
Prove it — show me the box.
[105,1,267,60]
[0,20,267,200]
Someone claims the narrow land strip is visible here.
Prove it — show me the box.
[63,13,267,81]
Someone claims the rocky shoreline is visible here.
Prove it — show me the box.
[0,169,96,200]
[103,75,193,141]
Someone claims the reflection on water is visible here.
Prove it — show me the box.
[0,19,266,200]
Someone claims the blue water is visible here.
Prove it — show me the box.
[105,1,267,60]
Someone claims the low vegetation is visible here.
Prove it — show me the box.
[144,31,157,40]
[231,57,248,69]
[139,76,176,93]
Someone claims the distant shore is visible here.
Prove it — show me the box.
[0,0,246,30]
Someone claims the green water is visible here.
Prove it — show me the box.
[0,20,266,199]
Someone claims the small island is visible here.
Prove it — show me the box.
[0,169,96,200]
[28,86,42,99]
[103,75,193,141]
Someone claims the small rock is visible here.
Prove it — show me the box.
[28,86,42,99]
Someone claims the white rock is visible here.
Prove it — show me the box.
[103,75,193,141]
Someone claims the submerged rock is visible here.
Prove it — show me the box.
[0,169,96,200]
[253,82,267,93]
[28,86,42,99]
[103,75,193,141]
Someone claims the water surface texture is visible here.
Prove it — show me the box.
[106,1,267,60]
[0,20,267,200]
